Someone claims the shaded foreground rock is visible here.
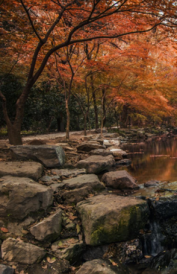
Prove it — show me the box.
[0,264,14,274]
[51,238,85,262]
[77,155,115,174]
[102,170,139,189]
[30,209,62,241]
[76,259,128,274]
[26,259,70,274]
[77,194,149,245]
[1,238,46,264]
[0,161,43,180]
[0,176,53,219]
[10,145,65,168]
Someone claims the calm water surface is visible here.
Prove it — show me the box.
[122,137,177,184]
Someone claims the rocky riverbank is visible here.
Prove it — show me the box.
[0,128,177,274]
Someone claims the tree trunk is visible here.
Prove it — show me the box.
[84,115,87,136]
[65,98,70,140]
[7,123,22,145]
[91,75,98,129]
[102,88,106,127]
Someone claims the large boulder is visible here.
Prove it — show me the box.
[102,170,139,190]
[77,194,149,245]
[77,155,115,174]
[10,145,65,168]
[30,209,62,241]
[0,176,53,220]
[0,161,43,180]
[1,238,46,264]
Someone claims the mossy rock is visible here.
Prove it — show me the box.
[77,194,149,246]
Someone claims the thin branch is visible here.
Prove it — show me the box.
[20,0,43,42]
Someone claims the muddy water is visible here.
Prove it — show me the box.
[122,137,177,184]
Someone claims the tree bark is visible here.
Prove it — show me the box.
[65,98,70,140]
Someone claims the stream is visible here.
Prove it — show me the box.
[122,137,177,184]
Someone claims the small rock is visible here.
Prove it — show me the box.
[51,238,85,262]
[116,159,131,166]
[76,259,117,274]
[102,170,139,190]
[144,180,159,188]
[89,149,112,156]
[103,139,120,147]
[30,209,62,241]
[40,175,60,186]
[0,264,14,274]
[1,238,46,264]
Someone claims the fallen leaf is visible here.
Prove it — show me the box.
[144,255,151,259]
[0,227,8,233]
[42,265,48,269]
[70,266,76,271]
[76,224,81,234]
[47,257,56,264]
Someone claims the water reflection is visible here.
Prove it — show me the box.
[123,137,177,184]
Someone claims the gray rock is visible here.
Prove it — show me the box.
[102,170,139,190]
[116,159,131,166]
[62,174,104,190]
[0,264,14,274]
[0,176,53,220]
[90,149,112,156]
[51,238,85,262]
[10,145,65,168]
[62,186,95,204]
[77,143,105,152]
[40,175,60,186]
[77,155,115,174]
[30,209,62,241]
[76,259,117,274]
[7,217,35,237]
[103,139,120,147]
[1,238,46,264]
[77,194,149,245]
[26,258,70,274]
[109,148,127,159]
[50,183,65,192]
[0,161,43,180]
[144,180,159,188]
[51,168,86,178]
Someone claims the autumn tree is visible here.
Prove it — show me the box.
[0,0,173,144]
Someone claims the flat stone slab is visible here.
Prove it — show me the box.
[77,194,149,245]
[102,170,139,190]
[0,176,53,219]
[0,161,43,180]
[10,145,65,168]
[90,149,112,156]
[77,155,115,174]
[1,238,46,264]
[62,174,104,190]
[77,142,105,152]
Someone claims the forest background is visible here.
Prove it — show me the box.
[1,0,177,144]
